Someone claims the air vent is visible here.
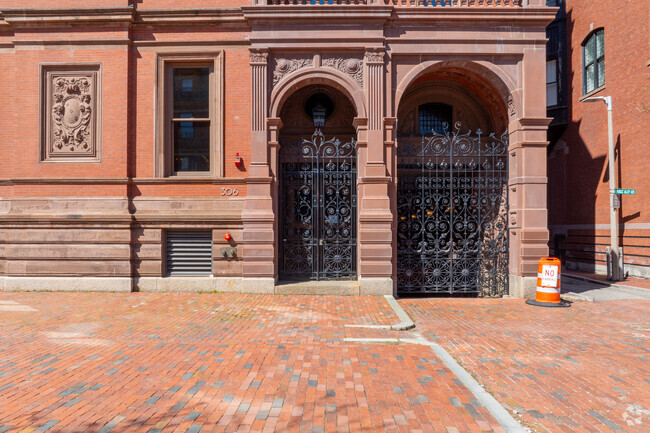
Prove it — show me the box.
[165,230,213,276]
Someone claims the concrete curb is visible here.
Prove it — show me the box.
[564,273,650,294]
[345,295,415,331]
[343,332,527,433]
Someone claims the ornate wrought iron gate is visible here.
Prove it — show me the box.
[280,129,357,281]
[396,122,509,295]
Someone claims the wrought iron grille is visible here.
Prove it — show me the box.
[280,129,357,281]
[396,122,509,296]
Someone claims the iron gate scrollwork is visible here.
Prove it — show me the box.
[280,129,357,281]
[397,122,509,296]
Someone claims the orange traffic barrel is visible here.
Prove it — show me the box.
[526,257,570,307]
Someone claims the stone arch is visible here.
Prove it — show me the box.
[394,60,518,129]
[270,67,366,120]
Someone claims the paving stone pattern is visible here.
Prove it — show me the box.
[0,293,503,433]
[401,298,650,433]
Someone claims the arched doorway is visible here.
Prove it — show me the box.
[396,70,509,296]
[278,85,358,281]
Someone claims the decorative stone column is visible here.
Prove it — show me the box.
[357,48,394,295]
[508,47,552,298]
[242,48,275,293]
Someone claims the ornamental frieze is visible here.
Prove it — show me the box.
[41,65,101,162]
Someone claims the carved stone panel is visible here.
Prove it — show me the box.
[272,56,313,86]
[322,56,363,88]
[41,64,101,162]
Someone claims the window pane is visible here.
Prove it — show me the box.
[419,103,452,135]
[546,60,557,84]
[546,82,558,106]
[173,121,210,172]
[597,59,605,88]
[586,64,595,93]
[173,68,209,119]
[596,31,604,59]
[584,37,595,65]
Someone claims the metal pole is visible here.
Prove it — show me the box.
[604,97,620,281]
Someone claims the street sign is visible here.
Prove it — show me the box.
[614,189,636,195]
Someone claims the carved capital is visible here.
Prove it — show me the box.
[364,48,385,65]
[249,49,269,65]
[41,64,101,162]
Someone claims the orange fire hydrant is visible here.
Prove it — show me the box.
[526,257,570,307]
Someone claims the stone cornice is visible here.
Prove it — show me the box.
[0,5,555,28]
[242,5,393,25]
[135,8,245,25]
[0,177,247,185]
[391,7,557,27]
[0,7,135,25]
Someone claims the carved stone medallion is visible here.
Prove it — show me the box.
[322,56,363,88]
[272,56,313,86]
[41,65,101,161]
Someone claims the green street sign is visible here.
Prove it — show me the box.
[614,189,636,195]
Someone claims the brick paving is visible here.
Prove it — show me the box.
[401,298,650,433]
[0,293,504,433]
[564,271,650,291]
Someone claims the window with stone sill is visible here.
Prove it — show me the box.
[582,29,605,95]
[156,52,223,177]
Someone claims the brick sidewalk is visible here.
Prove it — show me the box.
[0,293,504,433]
[401,298,650,433]
[563,270,650,291]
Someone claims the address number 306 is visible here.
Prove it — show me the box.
[221,188,239,196]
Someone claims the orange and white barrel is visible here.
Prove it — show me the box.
[536,257,561,303]
[526,257,570,307]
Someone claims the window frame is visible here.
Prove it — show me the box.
[582,29,605,96]
[155,52,224,177]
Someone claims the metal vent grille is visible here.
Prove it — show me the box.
[165,230,213,276]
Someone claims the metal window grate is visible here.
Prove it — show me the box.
[165,230,213,276]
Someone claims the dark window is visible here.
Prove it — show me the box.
[582,29,605,95]
[418,103,452,135]
[546,60,558,107]
[172,67,211,172]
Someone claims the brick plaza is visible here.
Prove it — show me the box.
[0,292,648,433]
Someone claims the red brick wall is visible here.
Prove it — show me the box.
[548,0,650,274]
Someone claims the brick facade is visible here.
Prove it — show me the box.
[547,0,650,277]
[0,1,555,296]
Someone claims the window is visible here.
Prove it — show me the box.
[546,60,558,107]
[419,103,452,135]
[156,52,223,177]
[582,29,605,95]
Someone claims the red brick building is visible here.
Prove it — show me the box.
[0,0,556,297]
[547,0,650,278]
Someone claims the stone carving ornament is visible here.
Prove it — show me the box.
[322,56,363,88]
[272,56,313,85]
[42,65,100,161]
[51,77,93,153]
